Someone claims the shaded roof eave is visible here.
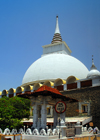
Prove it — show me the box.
[17,85,78,103]
[18,91,78,103]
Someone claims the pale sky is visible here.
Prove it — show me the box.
[0,0,100,91]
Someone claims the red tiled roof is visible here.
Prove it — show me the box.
[18,85,78,102]
[34,85,62,95]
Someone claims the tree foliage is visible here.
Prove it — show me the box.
[0,96,30,130]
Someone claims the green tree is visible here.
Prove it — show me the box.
[0,96,30,130]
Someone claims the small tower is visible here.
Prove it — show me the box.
[51,16,62,44]
[90,55,97,70]
[87,55,100,79]
[42,16,71,56]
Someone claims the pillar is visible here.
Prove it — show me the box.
[51,106,53,117]
[77,81,80,88]
[75,121,82,135]
[37,106,41,130]
[41,98,47,129]
[32,103,38,128]
[60,112,66,137]
[60,111,65,123]
[64,84,67,90]
[53,108,58,128]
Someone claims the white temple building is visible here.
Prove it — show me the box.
[22,16,89,88]
[0,16,100,129]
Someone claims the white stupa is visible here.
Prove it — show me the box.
[87,56,100,79]
[22,16,89,86]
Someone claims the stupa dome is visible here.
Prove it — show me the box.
[87,70,100,79]
[22,54,89,86]
[87,58,100,79]
[22,16,89,86]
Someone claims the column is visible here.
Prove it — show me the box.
[41,98,47,129]
[32,103,38,128]
[51,106,53,117]
[77,81,80,88]
[64,84,67,90]
[53,108,58,128]
[75,121,82,135]
[37,106,41,130]
[60,112,66,137]
[60,111,65,123]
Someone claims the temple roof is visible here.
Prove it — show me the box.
[34,85,62,95]
[18,85,78,102]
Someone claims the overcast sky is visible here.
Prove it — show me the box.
[0,0,100,91]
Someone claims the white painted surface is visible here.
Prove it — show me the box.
[43,43,71,56]
[77,81,80,88]
[22,54,89,86]
[87,69,100,79]
[82,116,92,125]
[87,58,100,79]
[92,77,100,86]
[55,16,60,34]
[22,135,58,140]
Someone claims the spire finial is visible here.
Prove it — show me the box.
[92,55,94,65]
[55,15,60,34]
[90,55,97,70]
[51,16,62,44]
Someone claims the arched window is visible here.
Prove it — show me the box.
[54,78,66,91]
[8,88,16,98]
[66,76,78,90]
[16,86,24,95]
[33,83,42,91]
[2,90,8,97]
[43,81,54,87]
[24,85,33,92]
